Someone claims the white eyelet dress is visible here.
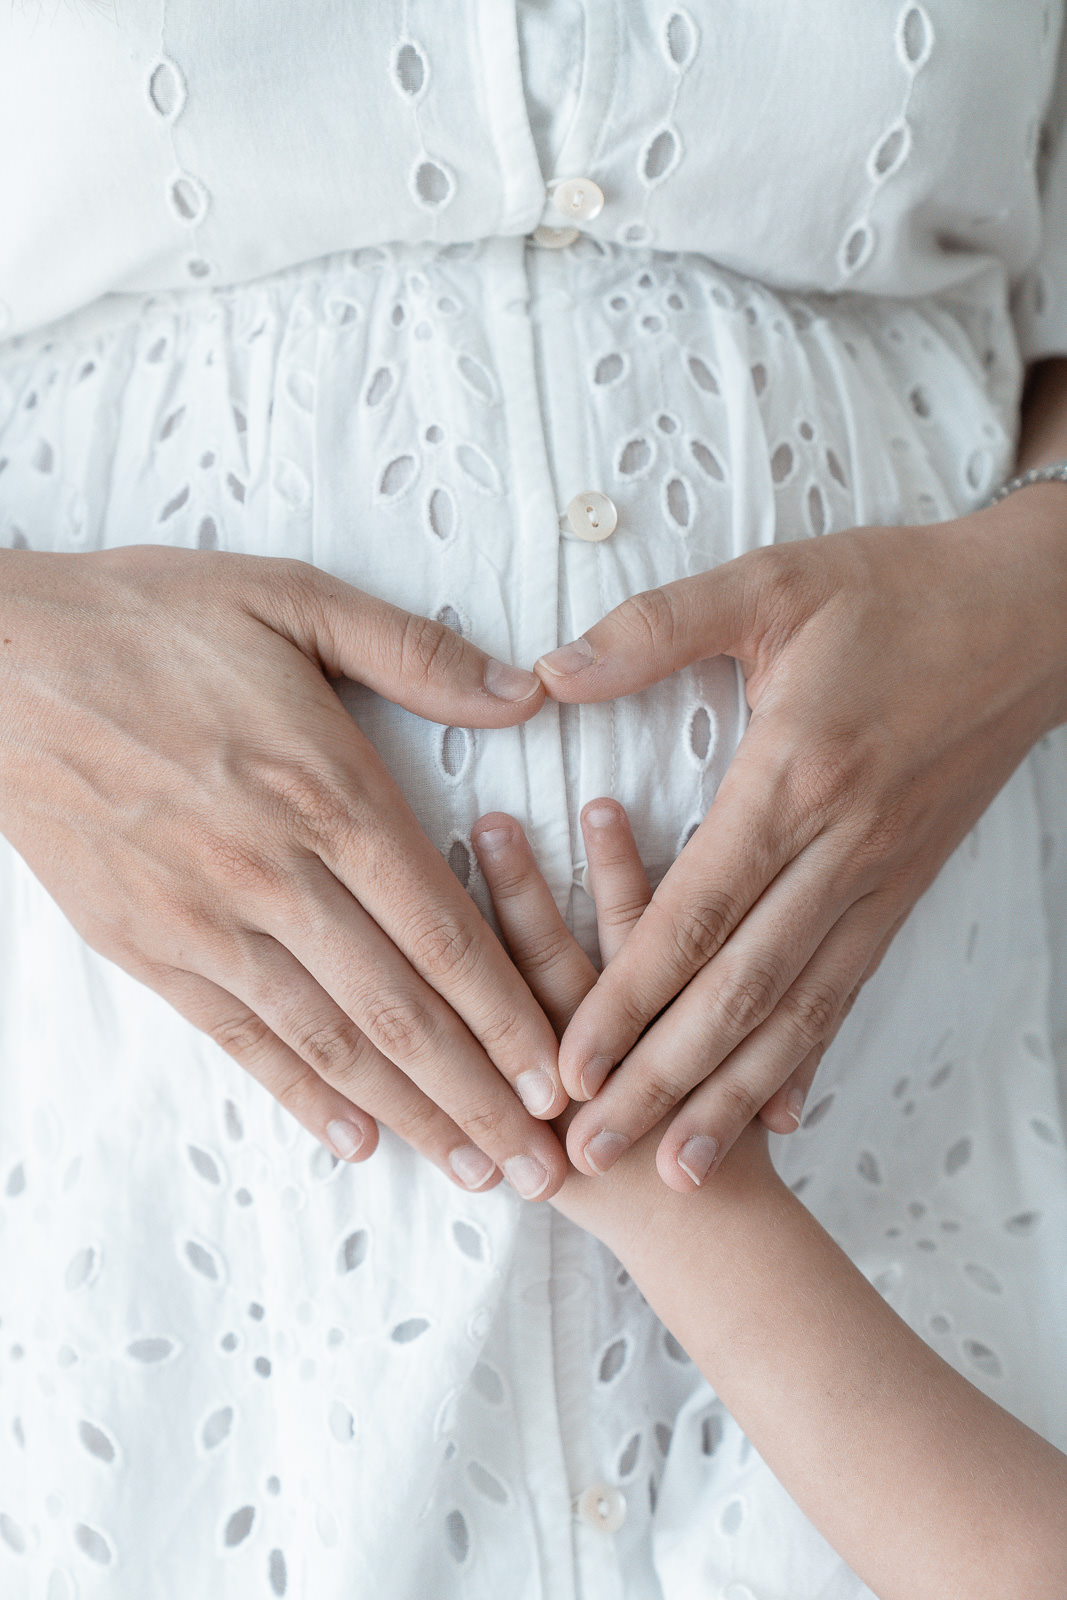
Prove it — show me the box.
[0,5,1066,1598]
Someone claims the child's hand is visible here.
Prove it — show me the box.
[471,802,776,1247]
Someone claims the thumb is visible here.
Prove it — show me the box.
[255,563,546,728]
[533,559,753,702]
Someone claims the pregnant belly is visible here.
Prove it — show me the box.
[0,237,1021,924]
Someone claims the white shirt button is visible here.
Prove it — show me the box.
[564,490,618,542]
[531,223,581,249]
[550,176,606,223]
[575,1484,627,1533]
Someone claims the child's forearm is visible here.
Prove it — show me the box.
[556,1134,1067,1599]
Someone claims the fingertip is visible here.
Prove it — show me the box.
[547,1080,572,1121]
[516,1068,567,1120]
[656,1141,698,1192]
[325,1115,377,1163]
[760,1072,812,1135]
[470,812,517,856]
[564,1115,598,1176]
[533,636,596,685]
[580,797,624,832]
[502,1149,565,1202]
[450,1166,505,1195]
[448,1143,499,1191]
[483,657,546,709]
[578,1053,615,1100]
[758,1099,802,1135]
[557,1046,590,1102]
[351,1119,380,1160]
[539,1155,572,1203]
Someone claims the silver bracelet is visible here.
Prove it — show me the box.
[987,459,1067,505]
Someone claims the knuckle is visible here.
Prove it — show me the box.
[783,743,857,828]
[785,979,840,1049]
[667,895,738,969]
[411,914,481,983]
[359,992,434,1063]
[473,1002,529,1060]
[288,1017,360,1080]
[713,963,782,1038]
[851,801,913,881]
[746,544,821,637]
[267,1062,319,1118]
[397,610,465,687]
[575,968,652,1046]
[714,1075,763,1129]
[632,1072,686,1127]
[604,983,655,1044]
[270,761,351,843]
[510,923,574,975]
[208,1007,275,1063]
[458,1099,507,1148]
[600,893,654,932]
[195,828,277,894]
[270,557,325,620]
[390,1091,449,1146]
[618,586,678,654]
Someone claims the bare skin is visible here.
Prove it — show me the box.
[0,545,571,1199]
[472,800,1067,1600]
[3,361,1066,1205]
[534,358,1067,1192]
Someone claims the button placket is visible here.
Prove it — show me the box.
[531,176,606,248]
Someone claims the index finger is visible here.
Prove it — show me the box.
[304,719,569,1109]
[557,729,815,1099]
[533,563,753,701]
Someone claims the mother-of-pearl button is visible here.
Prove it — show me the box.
[550,176,606,222]
[574,1484,627,1532]
[564,490,618,541]
[531,223,581,249]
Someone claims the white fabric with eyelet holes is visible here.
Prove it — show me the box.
[0,5,1066,1600]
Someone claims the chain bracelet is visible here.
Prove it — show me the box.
[987,460,1067,505]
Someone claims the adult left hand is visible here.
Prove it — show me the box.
[533,494,1067,1191]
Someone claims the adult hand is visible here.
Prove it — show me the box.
[0,544,570,1199]
[533,493,1067,1190]
[472,799,775,1250]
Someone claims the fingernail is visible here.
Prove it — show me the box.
[504,1154,551,1199]
[585,1130,629,1174]
[484,658,542,701]
[580,1054,615,1099]
[536,637,595,678]
[449,1144,497,1190]
[516,1069,557,1116]
[582,803,619,830]
[785,1087,807,1128]
[473,825,511,857]
[678,1135,719,1186]
[326,1118,365,1161]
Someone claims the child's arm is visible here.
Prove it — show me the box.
[559,1124,1067,1600]
[472,802,1067,1600]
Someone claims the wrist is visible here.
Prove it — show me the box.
[957,491,1067,733]
[550,1120,785,1270]
[613,1147,787,1281]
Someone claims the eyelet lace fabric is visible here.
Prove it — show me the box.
[1,6,1066,1598]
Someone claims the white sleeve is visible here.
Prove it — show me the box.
[1013,19,1067,363]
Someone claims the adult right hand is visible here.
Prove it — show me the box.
[0,544,569,1199]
